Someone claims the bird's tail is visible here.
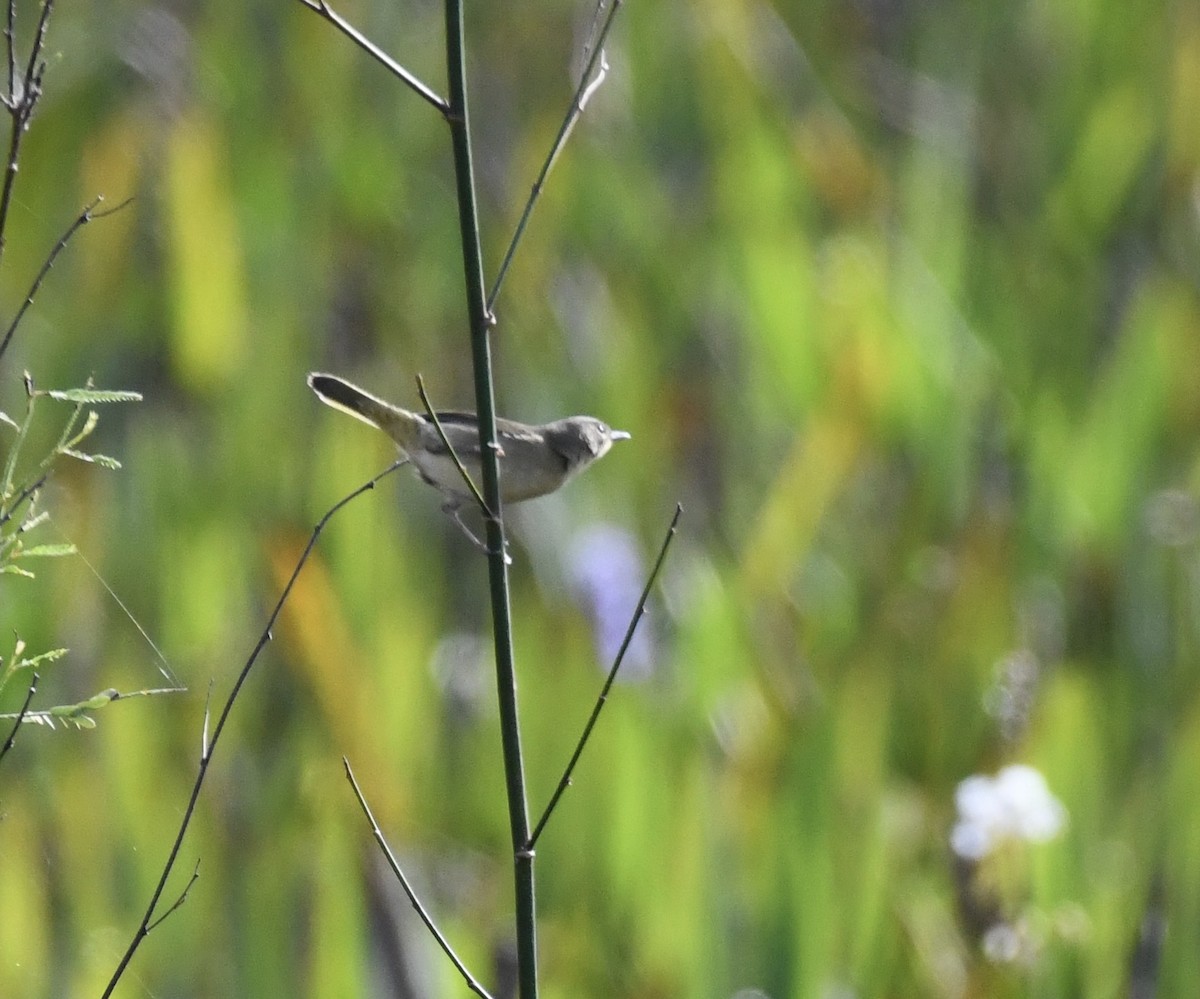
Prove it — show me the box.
[308,373,424,453]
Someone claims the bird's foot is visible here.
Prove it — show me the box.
[444,503,512,565]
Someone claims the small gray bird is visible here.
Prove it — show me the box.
[308,373,630,547]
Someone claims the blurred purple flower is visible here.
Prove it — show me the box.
[567,524,654,680]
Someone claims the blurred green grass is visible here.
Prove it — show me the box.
[0,0,1197,995]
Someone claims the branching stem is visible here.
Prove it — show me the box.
[293,0,449,115]
[100,463,403,998]
[487,0,623,314]
[528,504,681,850]
[0,0,55,271]
[0,197,132,364]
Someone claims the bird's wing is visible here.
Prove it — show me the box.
[425,412,484,456]
[426,413,544,454]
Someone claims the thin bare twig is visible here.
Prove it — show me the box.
[100,462,404,999]
[0,0,55,270]
[344,758,495,999]
[293,0,449,116]
[0,669,37,768]
[415,373,493,518]
[17,0,51,109]
[487,0,623,314]
[527,503,682,850]
[62,523,183,688]
[144,860,200,934]
[5,0,15,114]
[0,470,45,527]
[0,196,133,363]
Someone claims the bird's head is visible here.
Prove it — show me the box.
[549,417,631,471]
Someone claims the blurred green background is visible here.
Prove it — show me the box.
[0,0,1197,995]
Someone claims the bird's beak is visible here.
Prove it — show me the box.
[610,430,631,441]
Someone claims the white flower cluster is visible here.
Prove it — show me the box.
[950,764,1067,860]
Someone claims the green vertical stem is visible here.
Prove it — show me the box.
[443,2,538,998]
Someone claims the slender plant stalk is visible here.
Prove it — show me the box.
[0,669,36,767]
[0,197,130,363]
[528,504,682,849]
[487,0,623,313]
[144,860,200,933]
[344,758,495,999]
[294,0,448,115]
[100,463,403,998]
[443,1,537,996]
[415,373,492,518]
[5,0,15,109]
[0,0,53,269]
[0,470,44,527]
[17,0,50,108]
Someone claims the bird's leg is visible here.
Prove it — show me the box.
[442,500,512,565]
